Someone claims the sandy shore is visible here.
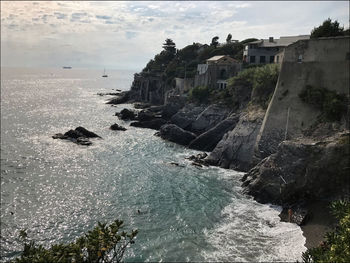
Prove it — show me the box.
[301,200,336,249]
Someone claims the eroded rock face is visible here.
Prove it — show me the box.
[190,104,231,134]
[242,133,350,205]
[106,91,130,104]
[157,124,197,146]
[188,115,239,152]
[170,104,206,131]
[206,110,265,171]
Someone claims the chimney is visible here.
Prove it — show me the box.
[269,37,274,43]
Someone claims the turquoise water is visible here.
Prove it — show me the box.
[0,67,306,262]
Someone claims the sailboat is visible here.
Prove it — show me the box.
[102,68,108,78]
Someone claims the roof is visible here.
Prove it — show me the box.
[207,55,238,63]
[246,35,310,47]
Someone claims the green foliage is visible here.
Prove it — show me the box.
[302,200,350,263]
[162,38,176,54]
[188,86,210,104]
[299,85,347,121]
[225,64,279,108]
[226,33,232,43]
[211,36,219,48]
[15,220,138,263]
[311,18,345,38]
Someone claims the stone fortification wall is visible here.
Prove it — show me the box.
[255,36,350,158]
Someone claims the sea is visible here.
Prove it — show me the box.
[0,67,306,262]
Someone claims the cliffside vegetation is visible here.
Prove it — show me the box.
[299,85,348,121]
[14,220,137,263]
[202,64,279,109]
[141,36,256,85]
[302,200,350,263]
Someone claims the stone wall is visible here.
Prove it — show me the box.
[255,36,350,159]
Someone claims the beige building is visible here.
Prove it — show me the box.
[194,55,242,89]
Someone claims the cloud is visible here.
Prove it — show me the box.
[125,31,137,39]
[96,15,112,20]
[54,12,67,20]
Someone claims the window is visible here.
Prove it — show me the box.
[260,56,266,63]
[276,56,279,63]
[270,56,274,63]
[250,56,256,63]
[298,55,303,63]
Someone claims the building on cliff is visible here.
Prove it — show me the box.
[194,55,242,90]
[255,36,350,158]
[243,35,310,65]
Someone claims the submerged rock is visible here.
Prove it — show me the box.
[157,124,197,146]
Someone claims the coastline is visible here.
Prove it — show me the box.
[301,200,336,249]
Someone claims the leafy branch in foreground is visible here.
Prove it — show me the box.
[15,220,138,263]
[302,200,350,263]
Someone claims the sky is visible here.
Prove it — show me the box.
[1,1,349,71]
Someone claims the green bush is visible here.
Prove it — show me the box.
[225,64,279,109]
[299,85,347,121]
[188,85,210,104]
[302,200,350,263]
[14,220,138,263]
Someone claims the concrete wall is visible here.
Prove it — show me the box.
[255,36,350,158]
[175,77,194,93]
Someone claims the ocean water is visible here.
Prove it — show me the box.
[0,67,306,262]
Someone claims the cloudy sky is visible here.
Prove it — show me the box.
[1,1,349,71]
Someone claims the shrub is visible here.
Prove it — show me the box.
[311,18,345,38]
[299,85,347,121]
[188,85,210,104]
[225,64,279,109]
[302,200,350,263]
[15,220,138,263]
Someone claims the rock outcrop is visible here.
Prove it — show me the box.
[190,104,231,134]
[188,115,239,151]
[116,108,137,121]
[242,133,350,205]
[130,119,167,130]
[157,124,197,146]
[206,108,265,171]
[170,104,206,132]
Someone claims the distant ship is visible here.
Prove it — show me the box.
[102,68,108,77]
[63,66,72,69]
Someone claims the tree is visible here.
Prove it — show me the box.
[210,36,219,48]
[15,220,138,263]
[162,38,176,54]
[226,33,232,43]
[311,18,345,38]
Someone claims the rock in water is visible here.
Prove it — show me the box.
[75,126,101,138]
[158,124,197,146]
[116,108,136,120]
[130,119,167,130]
[54,127,101,146]
[110,123,127,131]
